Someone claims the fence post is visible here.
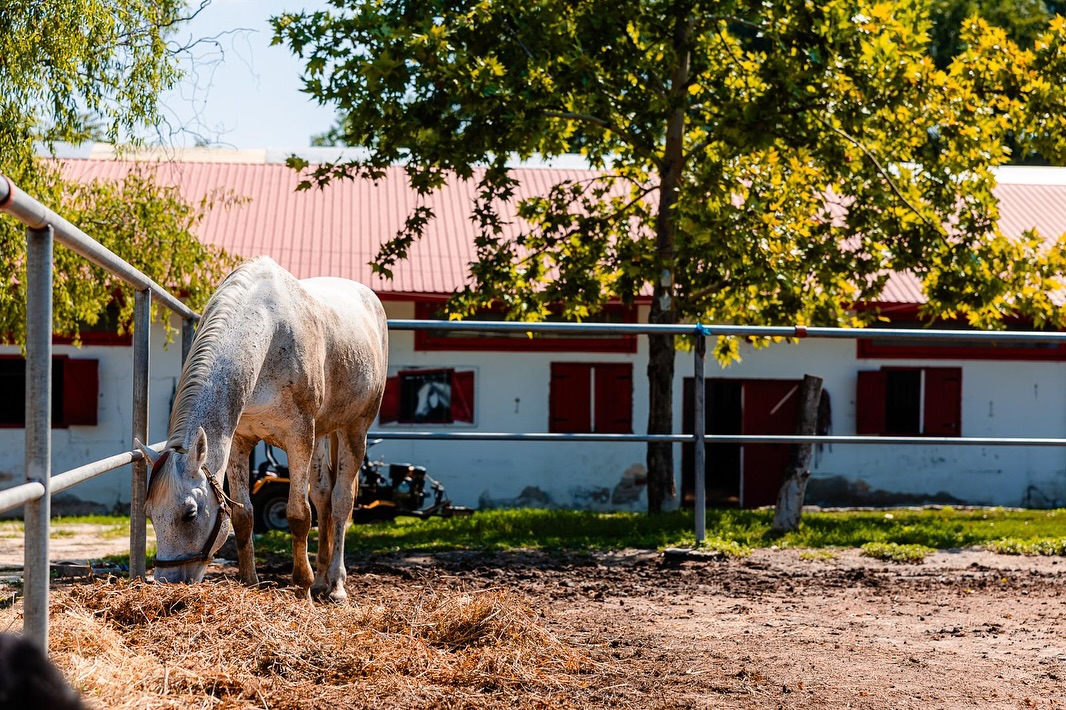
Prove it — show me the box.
[181,316,195,366]
[693,329,707,545]
[24,225,53,649]
[130,289,152,581]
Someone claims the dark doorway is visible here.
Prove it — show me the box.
[683,378,802,508]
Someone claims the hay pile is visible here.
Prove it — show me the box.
[15,577,598,709]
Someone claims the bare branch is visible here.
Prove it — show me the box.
[814,116,942,233]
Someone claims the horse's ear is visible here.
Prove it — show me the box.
[134,439,161,466]
[188,427,209,474]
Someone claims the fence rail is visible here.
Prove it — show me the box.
[375,319,1066,549]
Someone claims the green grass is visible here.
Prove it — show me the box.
[53,514,130,526]
[319,506,1066,558]
[43,507,1066,565]
[860,541,935,563]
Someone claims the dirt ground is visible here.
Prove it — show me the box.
[327,546,1066,709]
[3,530,1065,708]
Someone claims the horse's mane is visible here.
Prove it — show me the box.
[148,260,269,507]
[165,258,268,451]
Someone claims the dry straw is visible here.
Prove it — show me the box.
[4,576,601,709]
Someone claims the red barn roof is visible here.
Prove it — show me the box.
[58,149,1066,306]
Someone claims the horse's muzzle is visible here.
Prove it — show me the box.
[153,561,209,584]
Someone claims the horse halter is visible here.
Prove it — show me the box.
[148,449,233,569]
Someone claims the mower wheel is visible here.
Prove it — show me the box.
[252,485,290,533]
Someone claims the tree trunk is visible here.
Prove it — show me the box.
[644,8,691,515]
[771,374,823,532]
[645,327,676,514]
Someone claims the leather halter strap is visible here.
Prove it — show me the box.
[149,449,232,569]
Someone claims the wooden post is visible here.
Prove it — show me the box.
[771,374,823,532]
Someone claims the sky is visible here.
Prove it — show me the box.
[154,0,336,149]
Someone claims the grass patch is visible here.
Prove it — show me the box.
[41,507,1066,562]
[329,506,1066,556]
[860,541,934,563]
[53,514,130,526]
[985,537,1066,555]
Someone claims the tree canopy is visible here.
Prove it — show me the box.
[0,0,234,344]
[275,0,1066,511]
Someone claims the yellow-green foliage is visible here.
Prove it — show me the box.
[0,1,235,345]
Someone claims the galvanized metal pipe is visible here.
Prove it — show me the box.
[51,440,167,496]
[23,225,53,651]
[366,431,1066,447]
[0,482,46,516]
[130,289,152,581]
[693,333,707,545]
[387,319,1066,345]
[181,316,196,365]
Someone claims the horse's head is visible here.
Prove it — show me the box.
[137,427,231,584]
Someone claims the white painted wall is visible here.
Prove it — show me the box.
[2,302,1064,512]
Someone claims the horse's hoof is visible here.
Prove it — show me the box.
[327,587,348,604]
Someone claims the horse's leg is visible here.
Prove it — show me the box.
[283,425,317,600]
[227,436,259,586]
[322,428,365,603]
[310,435,336,599]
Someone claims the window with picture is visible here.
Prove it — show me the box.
[548,362,633,433]
[855,366,961,436]
[378,368,475,425]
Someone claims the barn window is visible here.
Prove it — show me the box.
[0,356,100,428]
[549,362,633,434]
[856,367,961,436]
[378,368,475,425]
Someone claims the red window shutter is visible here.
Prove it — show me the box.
[855,370,887,435]
[379,375,401,423]
[450,370,475,423]
[923,367,962,436]
[61,358,98,426]
[549,363,591,433]
[593,363,633,433]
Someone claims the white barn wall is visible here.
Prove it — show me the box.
[378,301,652,511]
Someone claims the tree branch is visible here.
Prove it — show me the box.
[814,116,942,233]
[542,110,663,169]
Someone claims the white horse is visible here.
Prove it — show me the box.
[136,257,388,602]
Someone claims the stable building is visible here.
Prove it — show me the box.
[2,147,1065,512]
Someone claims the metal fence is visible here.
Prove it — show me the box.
[7,173,1066,651]
[372,319,1066,548]
[0,174,199,650]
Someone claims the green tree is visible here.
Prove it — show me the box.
[0,0,234,343]
[928,0,1055,68]
[274,0,1066,514]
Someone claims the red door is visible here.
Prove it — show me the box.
[739,380,801,508]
